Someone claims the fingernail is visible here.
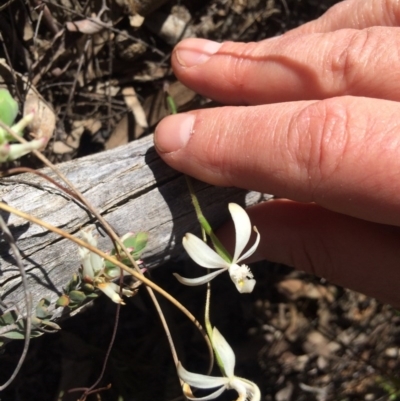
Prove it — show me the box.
[175,39,222,67]
[155,113,195,153]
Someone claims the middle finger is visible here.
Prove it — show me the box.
[172,27,400,105]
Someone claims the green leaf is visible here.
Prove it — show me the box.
[104,259,117,269]
[2,330,25,339]
[36,305,49,319]
[69,290,86,303]
[36,298,52,319]
[85,293,99,299]
[0,89,18,127]
[82,283,95,293]
[31,316,43,328]
[0,310,18,326]
[56,294,70,307]
[104,265,120,279]
[65,273,80,293]
[123,232,148,255]
[40,320,61,331]
[105,232,148,268]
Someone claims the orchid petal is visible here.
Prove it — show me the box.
[183,385,227,401]
[212,327,236,378]
[79,247,94,279]
[173,269,227,286]
[229,264,256,294]
[90,252,103,274]
[183,233,229,269]
[80,229,97,247]
[177,362,228,389]
[237,227,261,263]
[240,378,261,401]
[229,378,248,401]
[97,282,125,304]
[234,278,256,294]
[80,228,104,274]
[121,287,135,297]
[229,203,252,263]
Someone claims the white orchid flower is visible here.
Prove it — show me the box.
[78,228,132,305]
[174,203,260,293]
[178,327,260,401]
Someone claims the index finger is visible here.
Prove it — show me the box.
[155,96,400,227]
[289,0,400,34]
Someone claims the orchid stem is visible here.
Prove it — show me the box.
[164,91,232,263]
[183,151,231,263]
[205,282,225,375]
[166,93,178,115]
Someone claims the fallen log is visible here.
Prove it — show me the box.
[0,134,269,317]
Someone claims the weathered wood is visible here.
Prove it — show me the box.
[0,134,268,314]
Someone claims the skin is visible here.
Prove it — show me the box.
[154,0,400,308]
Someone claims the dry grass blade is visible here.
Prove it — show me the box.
[0,0,17,12]
[0,115,214,374]
[0,200,214,374]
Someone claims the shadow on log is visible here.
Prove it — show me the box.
[0,134,269,316]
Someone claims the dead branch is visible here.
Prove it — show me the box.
[0,134,269,317]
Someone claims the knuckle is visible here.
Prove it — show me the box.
[200,107,239,184]
[328,29,381,90]
[288,99,352,190]
[221,42,259,101]
[383,0,400,26]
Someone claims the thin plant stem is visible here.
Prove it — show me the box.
[204,282,224,375]
[0,120,206,376]
[184,175,231,263]
[164,92,232,263]
[0,215,32,391]
[72,303,121,400]
[0,200,214,368]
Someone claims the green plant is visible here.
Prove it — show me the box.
[0,88,47,162]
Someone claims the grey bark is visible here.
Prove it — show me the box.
[0,134,269,316]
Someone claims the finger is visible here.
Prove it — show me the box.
[291,0,400,34]
[171,27,400,105]
[219,200,400,308]
[155,96,400,226]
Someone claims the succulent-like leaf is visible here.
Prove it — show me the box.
[0,89,18,127]
[0,310,18,325]
[124,232,148,255]
[31,316,43,328]
[69,290,87,303]
[107,232,148,266]
[36,305,49,319]
[85,293,99,299]
[2,330,25,339]
[104,265,120,279]
[40,320,61,331]
[36,298,52,319]
[82,283,95,292]
[56,294,70,307]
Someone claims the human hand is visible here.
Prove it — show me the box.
[154,0,400,307]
